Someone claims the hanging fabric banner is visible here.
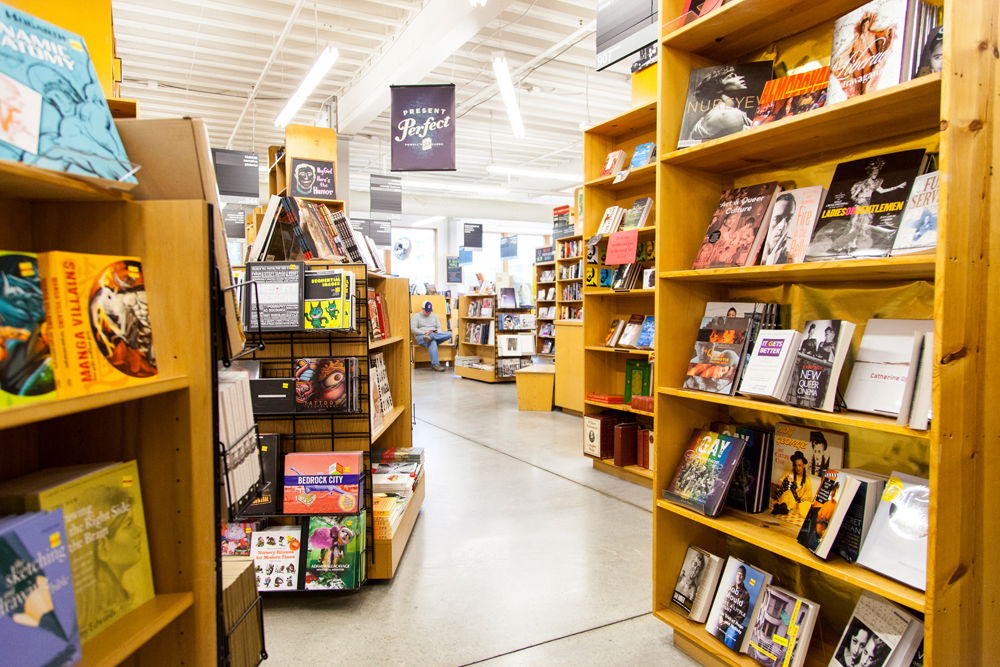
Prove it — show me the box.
[390,84,456,171]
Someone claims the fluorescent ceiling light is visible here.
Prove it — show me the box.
[275,45,339,127]
[486,165,579,182]
[491,54,525,138]
[405,178,510,196]
[468,0,488,5]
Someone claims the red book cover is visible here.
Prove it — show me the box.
[586,393,625,404]
[691,182,780,269]
[375,293,390,339]
[614,423,638,467]
[283,452,364,514]
[367,296,381,340]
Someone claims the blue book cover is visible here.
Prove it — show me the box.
[0,509,81,666]
[663,430,746,517]
[635,316,655,349]
[0,6,136,182]
[705,556,771,651]
[629,142,656,168]
[0,252,55,407]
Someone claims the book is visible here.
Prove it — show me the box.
[663,429,747,517]
[0,6,137,184]
[891,171,938,255]
[805,150,926,260]
[302,269,347,330]
[620,197,654,230]
[751,67,830,126]
[600,149,627,176]
[629,142,656,168]
[692,183,781,269]
[604,319,626,347]
[243,261,305,331]
[635,316,655,350]
[683,316,751,395]
[623,359,652,403]
[744,585,819,667]
[914,25,943,78]
[677,61,774,148]
[294,357,357,413]
[38,251,158,398]
[613,422,638,467]
[845,319,934,416]
[583,414,624,459]
[498,287,517,309]
[247,195,282,262]
[905,331,933,430]
[831,592,921,667]
[0,252,55,407]
[0,461,154,643]
[760,187,826,265]
[784,320,858,412]
[705,556,772,651]
[671,545,724,623]
[250,526,303,591]
[768,423,846,528]
[831,469,888,563]
[827,0,929,105]
[716,423,772,514]
[796,468,862,559]
[737,330,802,402]
[0,510,81,666]
[857,472,929,590]
[221,521,262,557]
[303,514,366,590]
[250,378,296,414]
[616,314,647,349]
[244,434,280,516]
[282,452,364,514]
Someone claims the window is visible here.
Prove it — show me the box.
[390,227,437,288]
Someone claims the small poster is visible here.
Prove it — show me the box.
[459,247,473,264]
[464,223,483,249]
[447,256,462,283]
[500,235,518,259]
[390,84,456,171]
[290,157,336,199]
[605,229,640,264]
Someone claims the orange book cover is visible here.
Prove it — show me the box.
[38,251,158,398]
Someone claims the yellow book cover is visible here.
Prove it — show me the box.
[0,251,56,407]
[38,252,158,398]
[302,269,344,329]
[0,461,155,643]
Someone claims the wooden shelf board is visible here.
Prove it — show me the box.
[556,319,583,325]
[537,353,555,357]
[585,399,654,417]
[370,475,425,579]
[592,457,654,488]
[537,280,556,285]
[81,592,194,667]
[584,100,657,137]
[557,234,584,241]
[584,162,656,190]
[0,376,190,431]
[371,404,406,443]
[535,260,556,266]
[464,316,495,320]
[456,365,512,383]
[538,335,556,339]
[585,287,656,296]
[655,499,926,611]
[556,256,584,263]
[0,159,135,203]
[557,278,583,283]
[657,386,929,438]
[536,299,556,303]
[660,256,936,283]
[652,608,757,667]
[584,346,654,356]
[560,299,584,303]
[369,335,404,349]
[661,75,942,173]
[593,226,657,239]
[461,341,495,347]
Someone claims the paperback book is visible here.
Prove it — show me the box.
[662,429,747,517]
[671,545,724,623]
[629,142,656,168]
[716,423,772,514]
[705,556,772,652]
[623,359,652,403]
[634,316,655,350]
[831,592,920,667]
[857,472,929,590]
[683,316,751,395]
[600,149,627,176]
[751,67,829,126]
[620,197,654,230]
[0,252,55,407]
[759,187,826,265]
[302,269,350,330]
[737,329,802,402]
[890,171,938,255]
[283,452,365,514]
[243,261,305,331]
[744,586,819,667]
[303,514,366,590]
[784,319,857,411]
[768,423,846,528]
[831,469,888,563]
[844,318,934,416]
[796,468,860,559]
[691,183,781,269]
[677,61,774,148]
[250,526,302,591]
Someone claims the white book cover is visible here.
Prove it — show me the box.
[582,416,604,457]
[248,195,283,262]
[250,526,302,591]
[830,591,918,667]
[845,318,934,416]
[738,329,802,401]
[760,186,826,265]
[906,332,934,429]
[857,472,929,591]
[891,170,938,255]
[827,0,914,105]
[671,546,725,623]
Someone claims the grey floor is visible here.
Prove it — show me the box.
[262,369,698,666]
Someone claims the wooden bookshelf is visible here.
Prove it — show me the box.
[535,259,557,356]
[456,294,516,382]
[554,235,585,412]
[652,0,997,664]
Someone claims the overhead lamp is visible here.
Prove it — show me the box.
[491,54,525,138]
[486,165,579,182]
[468,0,488,6]
[405,178,510,196]
[274,45,340,127]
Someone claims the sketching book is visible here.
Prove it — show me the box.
[663,429,746,517]
[692,183,781,269]
[0,252,55,407]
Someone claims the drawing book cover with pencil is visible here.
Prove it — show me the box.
[283,452,364,514]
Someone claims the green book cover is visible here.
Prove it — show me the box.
[624,359,652,403]
[0,252,56,407]
[303,513,366,590]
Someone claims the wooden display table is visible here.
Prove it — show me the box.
[515,365,555,411]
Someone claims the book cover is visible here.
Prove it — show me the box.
[243,262,305,332]
[745,586,818,667]
[751,67,829,126]
[583,414,623,458]
[0,252,55,407]
[0,461,154,643]
[844,319,934,416]
[302,269,345,329]
[891,171,938,255]
[244,434,280,516]
[683,316,751,395]
[671,545,724,623]
[831,591,917,667]
[705,556,772,651]
[616,314,647,348]
[603,319,624,347]
[221,522,261,557]
[629,142,656,168]
[914,25,943,78]
[303,514,366,590]
[692,183,781,268]
[831,469,888,563]
[768,423,846,528]
[613,422,638,467]
[621,197,654,230]
[0,6,137,183]
[796,469,861,559]
[498,287,517,309]
[250,526,302,591]
[0,510,81,666]
[635,316,655,350]
[282,451,364,514]
[623,359,652,403]
[738,330,802,401]
[249,378,295,414]
[677,61,774,148]
[784,319,857,412]
[805,150,925,260]
[294,357,352,413]
[857,472,929,590]
[717,424,772,514]
[760,187,826,265]
[600,149,627,176]
[38,252,157,398]
[663,429,747,517]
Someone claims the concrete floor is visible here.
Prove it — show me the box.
[262,369,697,666]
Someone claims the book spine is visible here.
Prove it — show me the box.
[281,199,315,260]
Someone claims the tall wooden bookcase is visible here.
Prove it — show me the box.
[554,235,585,412]
[456,294,534,382]
[0,165,215,664]
[581,103,658,489]
[650,0,999,664]
[534,260,557,357]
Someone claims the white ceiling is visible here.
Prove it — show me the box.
[111,0,635,204]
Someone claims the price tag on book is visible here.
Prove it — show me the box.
[606,229,639,264]
[613,170,629,184]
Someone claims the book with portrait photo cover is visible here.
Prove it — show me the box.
[768,422,846,529]
[671,545,724,622]
[831,591,922,667]
[805,149,925,261]
[683,316,751,396]
[676,61,774,149]
[760,186,825,265]
[705,556,772,653]
[691,182,781,269]
[784,319,857,412]
[662,429,746,518]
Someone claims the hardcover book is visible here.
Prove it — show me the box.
[302,269,346,330]
[683,316,751,395]
[705,556,772,652]
[613,422,638,467]
[303,514,366,590]
[692,183,781,269]
[857,472,929,590]
[294,357,355,413]
[0,6,137,184]
[0,252,55,407]
[717,423,772,514]
[831,469,888,563]
[831,592,920,667]
[243,261,305,331]
[0,510,81,666]
[623,359,652,403]
[751,67,830,126]
[805,150,925,260]
[671,545,724,623]
[891,171,938,255]
[737,329,802,402]
[600,149,627,176]
[38,252,158,398]
[796,469,861,559]
[635,316,656,350]
[620,198,654,230]
[629,142,656,168]
[760,187,826,265]
[282,452,364,514]
[604,319,625,347]
[0,461,154,643]
[616,314,647,349]
[250,526,303,591]
[249,378,296,414]
[844,318,934,416]
[784,319,858,411]
[745,586,819,667]
[663,429,747,517]
[221,521,262,557]
[677,61,774,148]
[768,423,846,528]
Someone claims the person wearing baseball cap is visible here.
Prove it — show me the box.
[410,299,451,371]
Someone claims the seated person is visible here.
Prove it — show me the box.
[410,300,452,372]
